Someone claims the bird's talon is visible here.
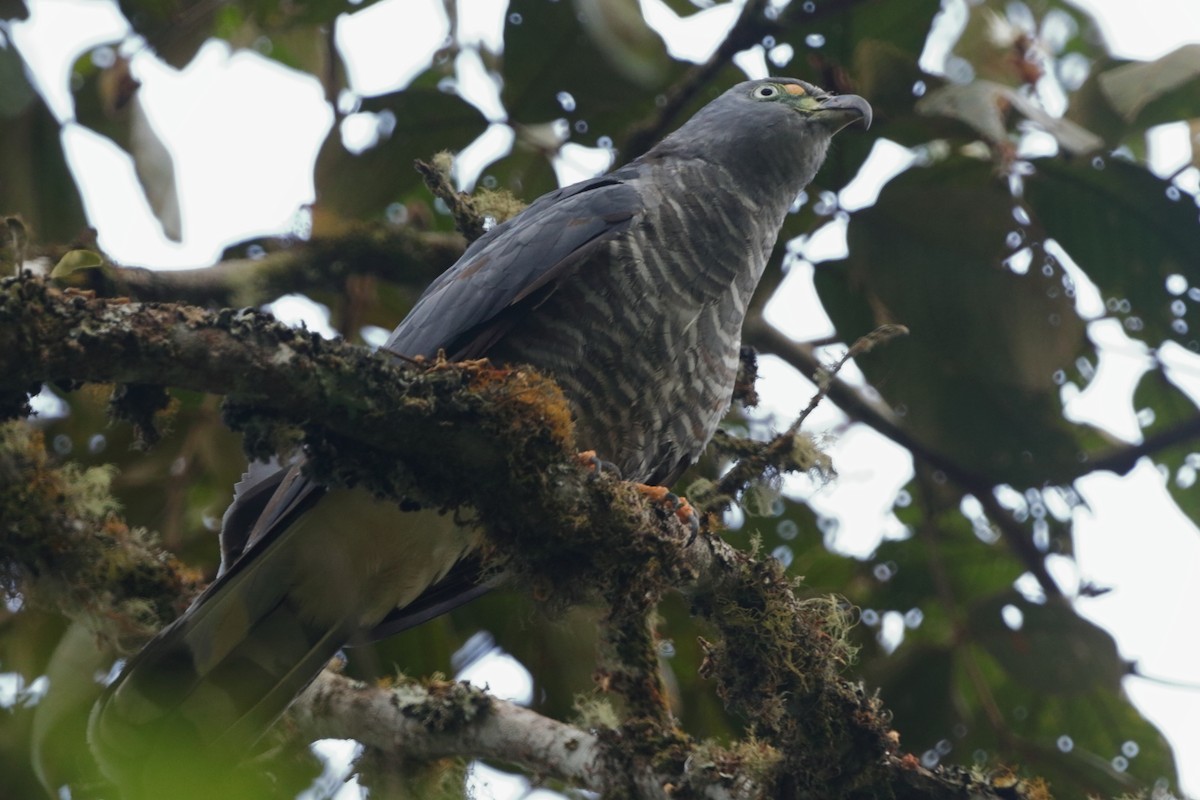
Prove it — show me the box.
[674,498,700,537]
[636,484,700,534]
[577,450,621,480]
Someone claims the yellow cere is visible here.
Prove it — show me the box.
[783,84,807,96]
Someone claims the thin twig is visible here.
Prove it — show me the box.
[702,324,905,515]
[414,156,487,242]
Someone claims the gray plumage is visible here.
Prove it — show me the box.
[389,79,870,482]
[88,77,870,794]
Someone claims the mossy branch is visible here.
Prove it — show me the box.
[1,274,1035,799]
[0,421,197,649]
[45,222,465,307]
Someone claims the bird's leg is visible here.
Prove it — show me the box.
[634,484,700,533]
[575,450,621,480]
[575,452,699,532]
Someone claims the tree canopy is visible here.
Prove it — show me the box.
[1,0,1199,798]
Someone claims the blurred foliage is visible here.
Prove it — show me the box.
[2,0,1200,797]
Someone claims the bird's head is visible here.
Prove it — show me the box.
[744,77,872,133]
[648,77,872,200]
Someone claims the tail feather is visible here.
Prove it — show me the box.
[89,566,351,781]
[89,487,482,794]
[89,596,348,799]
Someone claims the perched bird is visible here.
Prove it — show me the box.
[88,77,870,792]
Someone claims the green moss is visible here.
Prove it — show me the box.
[0,421,191,649]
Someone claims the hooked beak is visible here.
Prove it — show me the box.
[816,93,872,132]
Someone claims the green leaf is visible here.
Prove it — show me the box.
[1025,157,1200,346]
[1131,366,1200,519]
[70,53,181,241]
[866,528,1024,614]
[500,0,683,135]
[50,250,104,278]
[0,30,35,118]
[806,0,945,67]
[816,157,1092,485]
[0,58,87,243]
[116,0,365,69]
[1068,48,1200,151]
[969,592,1126,695]
[917,80,1103,154]
[1099,44,1200,126]
[868,643,958,751]
[312,83,488,223]
[0,0,29,21]
[117,0,219,69]
[966,640,1175,794]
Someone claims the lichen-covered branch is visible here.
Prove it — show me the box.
[1,274,1039,799]
[290,671,1041,800]
[0,421,196,649]
[291,671,766,800]
[415,154,527,244]
[291,673,616,793]
[741,315,1070,600]
[54,223,465,307]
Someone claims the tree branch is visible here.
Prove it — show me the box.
[0,421,195,648]
[742,315,1065,599]
[291,672,668,798]
[2,275,1040,798]
[623,0,773,160]
[59,224,464,307]
[621,0,873,160]
[291,671,1036,800]
[1083,414,1200,475]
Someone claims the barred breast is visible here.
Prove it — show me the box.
[487,160,786,485]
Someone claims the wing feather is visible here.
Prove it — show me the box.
[384,172,642,359]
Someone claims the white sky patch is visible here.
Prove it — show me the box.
[1146,122,1198,181]
[732,43,769,79]
[1045,240,1106,320]
[838,138,917,212]
[302,740,366,800]
[552,142,614,186]
[744,355,914,558]
[454,121,515,190]
[59,122,193,263]
[465,762,564,800]
[0,673,21,709]
[456,0,510,53]
[788,423,915,558]
[456,648,534,706]
[1062,319,1152,441]
[53,40,332,268]
[1072,0,1200,58]
[1158,342,1200,407]
[794,216,848,263]
[1073,462,1200,794]
[640,0,746,63]
[29,386,69,420]
[763,259,837,342]
[335,0,449,97]
[338,111,386,154]
[133,42,333,266]
[9,0,129,121]
[263,294,339,339]
[918,0,969,75]
[454,46,507,121]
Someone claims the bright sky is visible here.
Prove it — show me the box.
[8,0,1200,797]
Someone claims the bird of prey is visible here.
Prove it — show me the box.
[88,77,870,793]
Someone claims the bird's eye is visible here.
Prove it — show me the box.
[754,85,779,99]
